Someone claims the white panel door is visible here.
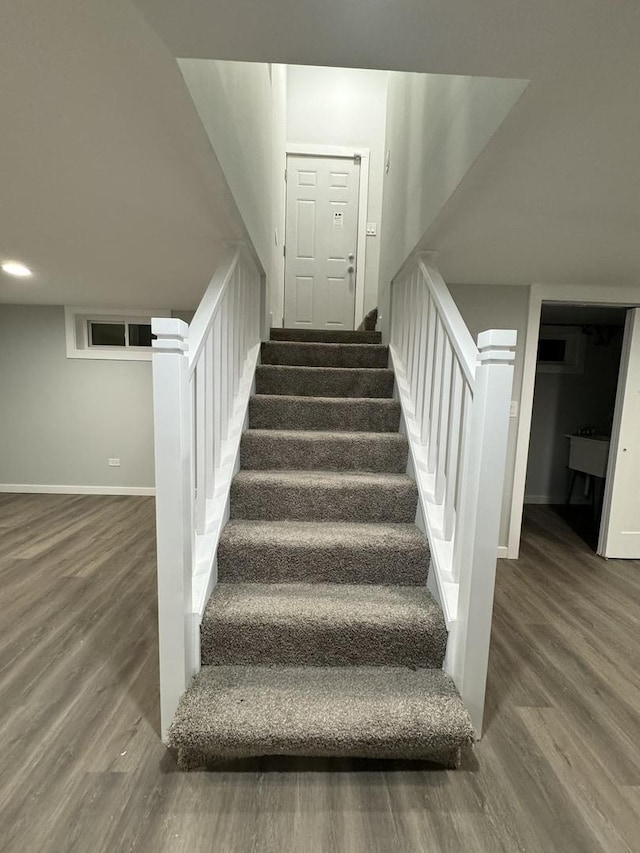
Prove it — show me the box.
[284,154,360,329]
[599,308,640,558]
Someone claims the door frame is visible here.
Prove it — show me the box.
[282,143,370,330]
[507,282,640,559]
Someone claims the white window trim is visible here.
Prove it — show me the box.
[536,324,586,374]
[64,306,170,361]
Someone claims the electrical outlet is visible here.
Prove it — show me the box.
[108,458,120,467]
[366,223,377,237]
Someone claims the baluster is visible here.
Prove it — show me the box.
[398,279,408,363]
[213,310,223,468]
[389,282,397,347]
[410,274,425,415]
[195,359,206,534]
[419,298,437,445]
[406,272,418,393]
[427,317,445,473]
[414,286,429,436]
[205,330,215,500]
[434,338,454,505]
[442,363,465,541]
[220,291,230,440]
[227,275,236,421]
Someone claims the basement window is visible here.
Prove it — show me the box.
[536,325,586,374]
[65,307,170,361]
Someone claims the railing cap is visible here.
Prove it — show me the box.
[152,317,189,354]
[477,328,517,363]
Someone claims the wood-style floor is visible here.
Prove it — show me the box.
[1,496,639,852]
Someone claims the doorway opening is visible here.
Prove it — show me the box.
[524,302,628,552]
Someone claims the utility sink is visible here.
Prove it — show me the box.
[566,434,611,478]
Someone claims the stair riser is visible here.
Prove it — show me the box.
[240,433,408,473]
[201,622,446,669]
[230,481,418,523]
[217,541,429,585]
[271,328,381,344]
[249,396,401,432]
[261,341,388,369]
[256,366,394,398]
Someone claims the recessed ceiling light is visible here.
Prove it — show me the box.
[1,261,33,278]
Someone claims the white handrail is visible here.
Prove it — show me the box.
[151,245,263,740]
[389,252,516,734]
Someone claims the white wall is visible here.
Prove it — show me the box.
[448,284,530,549]
[270,64,288,326]
[0,305,162,490]
[286,65,389,318]
[525,328,624,503]
[177,60,275,279]
[378,73,527,329]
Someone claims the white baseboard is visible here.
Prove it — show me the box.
[497,546,509,558]
[524,494,565,505]
[0,484,155,496]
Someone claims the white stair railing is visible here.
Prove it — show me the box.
[151,244,263,739]
[389,252,516,734]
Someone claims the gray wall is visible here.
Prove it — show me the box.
[449,284,530,548]
[525,327,624,503]
[0,305,155,489]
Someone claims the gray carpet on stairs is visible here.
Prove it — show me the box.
[256,365,394,398]
[249,394,401,432]
[240,429,409,472]
[201,582,447,668]
[168,665,475,768]
[230,470,418,522]
[171,327,475,768]
[217,520,430,585]
[270,328,381,344]
[261,341,389,368]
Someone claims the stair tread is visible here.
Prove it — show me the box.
[261,341,388,368]
[243,428,406,441]
[220,519,426,548]
[233,469,413,486]
[168,665,475,765]
[270,328,381,344]
[205,581,443,627]
[252,394,400,405]
[217,520,429,585]
[257,365,393,374]
[201,581,446,668]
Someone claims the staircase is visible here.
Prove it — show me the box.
[167,327,475,768]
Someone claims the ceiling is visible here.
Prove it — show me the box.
[422,2,640,287]
[0,0,245,309]
[133,0,606,80]
[2,0,639,309]
[136,0,640,291]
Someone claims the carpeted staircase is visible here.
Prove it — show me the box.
[168,328,475,768]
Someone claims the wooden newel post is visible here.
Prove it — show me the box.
[151,318,195,741]
[448,329,516,735]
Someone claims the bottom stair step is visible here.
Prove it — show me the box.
[169,665,475,769]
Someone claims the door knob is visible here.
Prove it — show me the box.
[348,252,355,261]
[347,265,355,273]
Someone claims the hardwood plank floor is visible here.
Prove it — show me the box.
[0,496,638,852]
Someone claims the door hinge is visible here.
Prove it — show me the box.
[284,168,288,182]
[283,244,286,257]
